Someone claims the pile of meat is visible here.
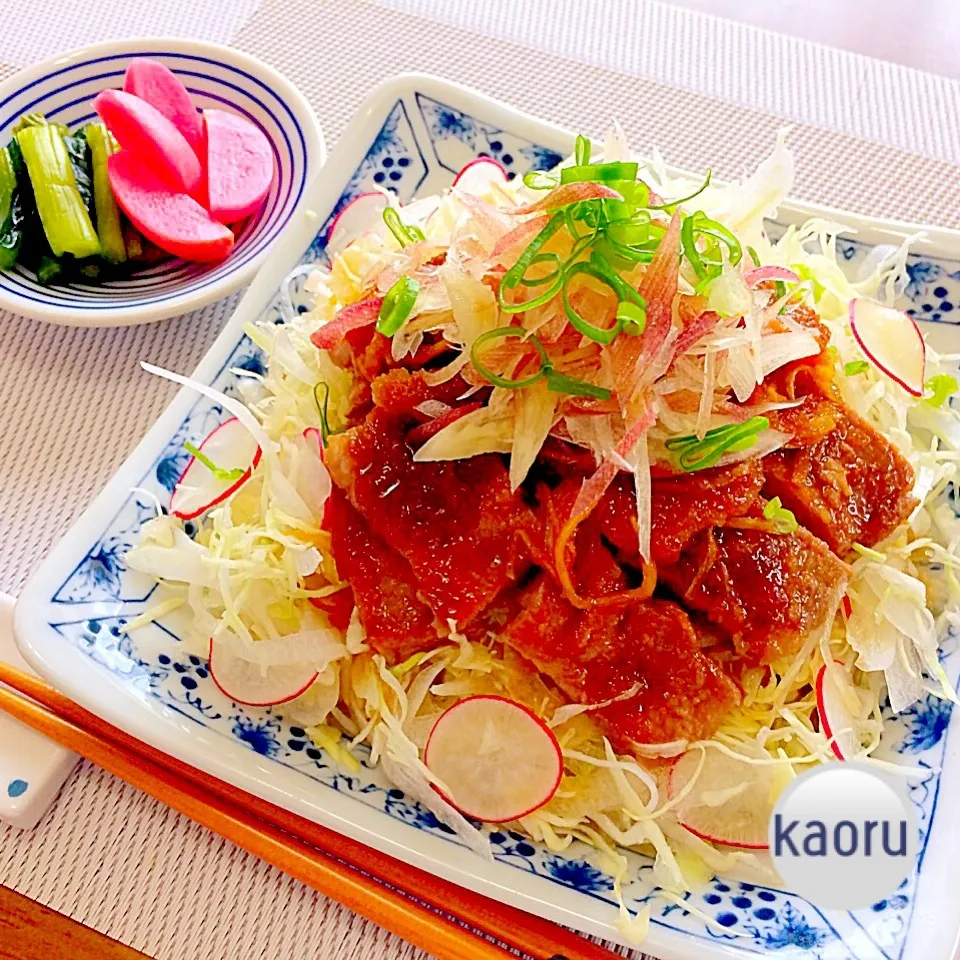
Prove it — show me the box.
[311,304,917,753]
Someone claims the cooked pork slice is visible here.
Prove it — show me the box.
[661,525,850,665]
[594,461,765,565]
[502,506,739,747]
[764,399,917,554]
[326,410,538,626]
[502,575,740,747]
[324,487,439,662]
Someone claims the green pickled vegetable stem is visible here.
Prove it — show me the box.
[85,122,126,264]
[0,144,22,269]
[16,124,100,259]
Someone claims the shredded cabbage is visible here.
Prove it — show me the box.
[126,126,960,939]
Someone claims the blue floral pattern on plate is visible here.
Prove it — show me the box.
[33,90,960,959]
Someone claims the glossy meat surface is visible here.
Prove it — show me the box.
[502,509,739,746]
[324,487,439,662]
[502,571,739,747]
[661,526,850,664]
[595,461,765,565]
[764,400,917,553]
[326,410,537,625]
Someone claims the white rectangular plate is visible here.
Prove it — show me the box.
[13,74,960,960]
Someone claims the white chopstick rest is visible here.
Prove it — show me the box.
[0,593,78,829]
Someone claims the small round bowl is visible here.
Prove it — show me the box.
[0,38,325,326]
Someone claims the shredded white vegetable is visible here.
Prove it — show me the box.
[126,126,960,940]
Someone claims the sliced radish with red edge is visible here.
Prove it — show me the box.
[849,298,926,397]
[423,695,562,822]
[208,636,318,706]
[327,192,388,256]
[452,157,509,195]
[170,418,261,520]
[669,747,775,849]
[816,661,864,761]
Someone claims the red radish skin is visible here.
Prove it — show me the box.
[169,418,262,521]
[123,57,204,156]
[95,89,203,198]
[667,751,771,850]
[849,298,926,397]
[328,192,389,252]
[303,426,322,452]
[676,820,770,851]
[108,151,234,263]
[453,157,509,191]
[207,637,318,707]
[816,661,860,761]
[204,109,274,224]
[423,695,563,823]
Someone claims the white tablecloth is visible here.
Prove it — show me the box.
[1,2,958,958]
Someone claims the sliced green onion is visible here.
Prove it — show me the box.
[574,134,591,166]
[616,300,647,335]
[499,212,565,313]
[695,214,742,266]
[746,245,761,267]
[774,280,786,300]
[471,326,550,389]
[382,207,422,248]
[184,441,244,482]
[313,381,334,445]
[543,369,611,400]
[471,326,611,399]
[560,161,638,184]
[377,275,419,336]
[763,496,798,534]
[518,251,563,287]
[561,253,645,345]
[665,416,769,472]
[923,374,958,407]
[649,169,712,210]
[844,360,869,377]
[522,170,558,190]
[680,213,708,280]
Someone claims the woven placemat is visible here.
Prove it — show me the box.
[1,2,958,958]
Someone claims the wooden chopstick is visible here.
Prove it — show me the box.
[0,681,515,960]
[0,664,618,960]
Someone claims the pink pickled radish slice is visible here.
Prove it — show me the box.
[123,57,204,156]
[203,108,274,224]
[95,89,203,197]
[108,150,234,262]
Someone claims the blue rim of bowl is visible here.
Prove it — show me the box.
[0,38,324,326]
